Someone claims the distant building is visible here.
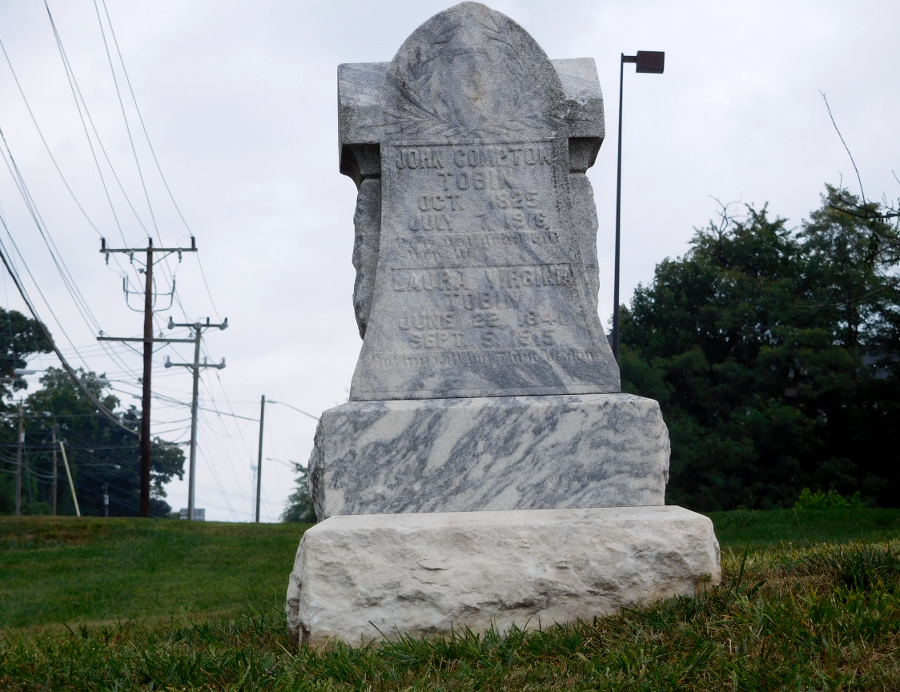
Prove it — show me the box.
[179,508,206,521]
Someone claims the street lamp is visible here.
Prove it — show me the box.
[253,398,319,523]
[612,50,665,363]
[267,400,319,421]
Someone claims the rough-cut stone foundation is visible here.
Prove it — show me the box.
[309,393,670,520]
[286,506,721,647]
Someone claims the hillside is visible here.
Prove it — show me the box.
[0,517,309,630]
[3,509,900,630]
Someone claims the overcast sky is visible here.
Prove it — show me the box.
[0,0,897,521]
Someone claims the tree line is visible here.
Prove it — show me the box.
[4,184,897,518]
[619,186,898,510]
[0,314,184,517]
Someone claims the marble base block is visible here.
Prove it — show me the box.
[286,506,721,647]
[309,393,670,520]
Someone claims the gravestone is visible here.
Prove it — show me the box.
[287,2,720,647]
[346,5,617,400]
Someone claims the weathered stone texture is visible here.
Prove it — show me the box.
[309,393,669,520]
[569,173,601,313]
[338,3,617,401]
[352,178,381,337]
[286,506,722,647]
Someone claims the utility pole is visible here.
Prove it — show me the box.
[165,317,227,520]
[51,425,58,516]
[59,439,80,517]
[98,237,197,517]
[15,400,23,516]
[256,395,265,524]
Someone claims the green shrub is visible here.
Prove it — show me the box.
[794,487,865,509]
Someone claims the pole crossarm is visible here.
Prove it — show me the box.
[164,358,226,370]
[161,317,228,520]
[97,336,197,344]
[100,238,197,269]
[100,247,197,255]
[95,237,204,516]
[100,237,197,255]
[103,248,198,254]
[168,316,228,331]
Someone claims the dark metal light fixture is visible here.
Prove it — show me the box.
[612,50,665,363]
[632,50,665,74]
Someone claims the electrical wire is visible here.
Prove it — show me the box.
[0,34,123,244]
[0,106,142,380]
[0,6,262,519]
[0,224,137,435]
[96,0,213,321]
[83,0,161,244]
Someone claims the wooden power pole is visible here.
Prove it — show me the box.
[98,237,198,517]
[14,400,23,516]
[51,425,58,516]
[165,317,227,520]
[256,395,265,523]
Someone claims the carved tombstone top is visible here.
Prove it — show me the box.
[339,2,620,401]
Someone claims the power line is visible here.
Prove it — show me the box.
[0,127,105,335]
[0,53,144,382]
[0,34,115,242]
[83,0,161,246]
[39,4,140,244]
[95,0,222,327]
[0,220,136,436]
[0,205,88,368]
[0,4,245,519]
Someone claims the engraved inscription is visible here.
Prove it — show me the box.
[369,348,609,369]
[388,264,577,352]
[348,2,618,399]
[382,141,588,363]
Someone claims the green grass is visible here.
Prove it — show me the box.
[3,510,900,632]
[1,542,898,690]
[0,517,311,630]
[2,510,900,690]
[708,507,900,549]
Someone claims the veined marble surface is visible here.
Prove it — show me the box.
[286,506,721,646]
[337,3,619,401]
[308,393,669,520]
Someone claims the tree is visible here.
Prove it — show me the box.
[6,367,184,517]
[0,308,52,513]
[620,189,899,511]
[281,462,315,523]
[0,307,52,403]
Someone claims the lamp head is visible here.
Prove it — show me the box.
[635,50,665,74]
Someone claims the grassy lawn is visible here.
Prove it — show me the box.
[0,517,310,631]
[709,507,900,549]
[1,510,899,690]
[2,509,900,631]
[1,540,898,690]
